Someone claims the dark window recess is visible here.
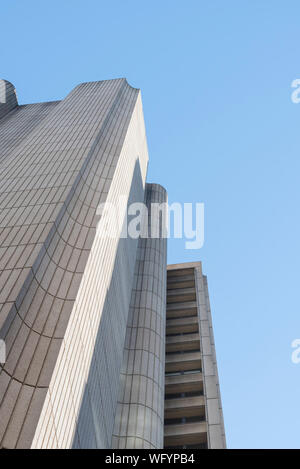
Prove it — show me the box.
[165,390,203,399]
[165,369,202,377]
[166,330,199,337]
[164,415,206,426]
[165,442,208,450]
[166,348,200,355]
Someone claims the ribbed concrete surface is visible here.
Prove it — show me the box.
[0,80,18,120]
[112,183,167,449]
[0,78,148,448]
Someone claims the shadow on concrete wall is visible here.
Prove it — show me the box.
[71,159,144,448]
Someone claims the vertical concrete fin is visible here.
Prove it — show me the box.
[195,267,226,449]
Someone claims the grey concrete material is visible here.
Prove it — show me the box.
[0,78,144,448]
[194,266,226,449]
[202,355,216,377]
[167,262,201,272]
[164,421,207,436]
[166,315,198,326]
[166,316,199,335]
[202,275,226,448]
[0,80,18,120]
[164,421,207,447]
[0,78,226,450]
[44,165,143,448]
[166,332,200,348]
[166,287,196,303]
[33,103,149,447]
[165,372,203,395]
[167,275,195,290]
[201,336,212,355]
[112,183,167,449]
[164,262,225,450]
[167,274,195,283]
[0,102,60,167]
[205,375,219,399]
[165,355,201,374]
[166,308,197,320]
[199,319,210,337]
[206,399,221,425]
[167,300,197,311]
[165,395,205,420]
[208,424,224,449]
[165,351,201,364]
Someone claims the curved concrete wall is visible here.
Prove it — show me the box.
[112,183,167,449]
[0,79,148,448]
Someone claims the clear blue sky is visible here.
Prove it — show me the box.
[1,0,300,449]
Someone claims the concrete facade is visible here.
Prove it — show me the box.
[165,263,226,449]
[112,183,167,449]
[0,80,18,120]
[0,79,225,449]
[0,78,149,448]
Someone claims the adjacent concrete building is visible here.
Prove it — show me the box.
[0,79,225,449]
[165,263,226,449]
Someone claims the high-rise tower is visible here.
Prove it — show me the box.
[164,262,226,449]
[0,79,225,449]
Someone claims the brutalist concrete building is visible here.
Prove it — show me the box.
[0,78,225,449]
